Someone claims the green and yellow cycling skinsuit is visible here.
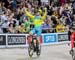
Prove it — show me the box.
[24,9,47,37]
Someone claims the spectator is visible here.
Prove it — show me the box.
[70,15,75,30]
[1,11,8,23]
[1,20,9,33]
[11,0,17,9]
[51,16,57,27]
[60,0,66,5]
[53,5,58,18]
[18,23,26,33]
[0,0,74,34]
[0,2,6,15]
[47,16,55,32]
[0,11,9,33]
[49,0,53,5]
[56,20,65,33]
[42,20,50,33]
[23,17,31,33]
[1,0,9,8]
[65,11,73,25]
[59,3,65,16]
[8,23,16,33]
[47,3,53,15]
[72,1,75,14]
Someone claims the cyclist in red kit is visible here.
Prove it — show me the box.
[70,28,75,60]
[70,28,75,56]
[71,32,75,49]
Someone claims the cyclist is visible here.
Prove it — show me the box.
[70,28,75,54]
[24,8,47,50]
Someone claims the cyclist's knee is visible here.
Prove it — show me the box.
[29,32,33,42]
[37,36,40,44]
[29,32,33,36]
[37,37,40,39]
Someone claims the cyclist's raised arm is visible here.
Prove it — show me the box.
[41,8,47,21]
[24,9,35,19]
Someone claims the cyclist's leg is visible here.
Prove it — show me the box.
[29,28,35,42]
[35,27,42,54]
[36,27,42,45]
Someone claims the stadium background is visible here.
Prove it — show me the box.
[0,0,74,60]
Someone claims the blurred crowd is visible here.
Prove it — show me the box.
[0,0,75,33]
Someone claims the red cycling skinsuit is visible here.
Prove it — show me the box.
[71,32,75,49]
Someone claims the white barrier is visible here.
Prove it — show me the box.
[0,32,69,48]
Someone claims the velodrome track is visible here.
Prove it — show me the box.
[0,44,73,60]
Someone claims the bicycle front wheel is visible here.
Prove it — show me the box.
[28,43,34,57]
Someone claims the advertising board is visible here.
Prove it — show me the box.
[43,34,58,43]
[7,35,26,45]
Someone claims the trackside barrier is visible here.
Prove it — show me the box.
[0,32,69,48]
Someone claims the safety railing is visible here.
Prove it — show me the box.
[0,32,69,48]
